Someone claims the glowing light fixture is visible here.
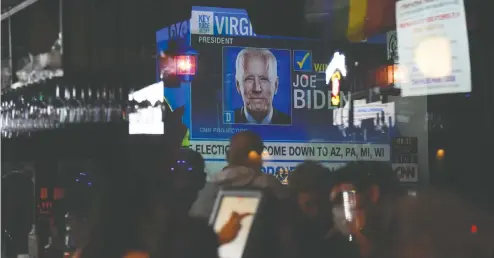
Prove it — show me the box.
[414,36,452,78]
[160,43,199,84]
[175,55,197,76]
[471,224,477,234]
[436,148,445,160]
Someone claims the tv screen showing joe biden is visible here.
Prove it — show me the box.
[222,47,291,125]
[188,34,395,144]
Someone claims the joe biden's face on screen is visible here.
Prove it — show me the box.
[235,48,279,124]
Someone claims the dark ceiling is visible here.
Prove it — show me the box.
[2,0,25,12]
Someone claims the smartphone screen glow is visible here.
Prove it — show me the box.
[213,196,260,258]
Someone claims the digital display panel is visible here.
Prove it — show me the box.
[156,7,400,179]
[213,196,260,258]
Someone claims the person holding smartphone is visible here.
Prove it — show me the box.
[326,162,399,258]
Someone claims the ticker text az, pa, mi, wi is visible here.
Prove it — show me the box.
[190,141,390,162]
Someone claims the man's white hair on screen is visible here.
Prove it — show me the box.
[235,48,278,82]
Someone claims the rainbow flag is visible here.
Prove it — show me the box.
[328,0,396,42]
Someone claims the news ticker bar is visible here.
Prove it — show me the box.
[190,140,390,162]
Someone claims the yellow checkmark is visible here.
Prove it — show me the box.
[296,52,310,69]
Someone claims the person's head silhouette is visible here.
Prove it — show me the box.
[227,131,264,170]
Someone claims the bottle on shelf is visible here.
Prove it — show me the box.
[118,88,127,121]
[79,88,87,123]
[100,87,109,123]
[107,87,120,122]
[14,95,27,132]
[85,87,94,123]
[67,87,81,124]
[37,92,49,130]
[1,101,8,132]
[61,87,71,125]
[45,89,55,129]
[92,89,101,123]
[27,92,40,130]
[53,85,66,128]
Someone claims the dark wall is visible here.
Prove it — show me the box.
[63,0,154,86]
[62,0,194,86]
[426,0,494,209]
[8,0,59,55]
[61,0,308,87]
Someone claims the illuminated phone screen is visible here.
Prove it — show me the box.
[213,196,260,258]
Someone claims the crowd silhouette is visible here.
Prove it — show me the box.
[2,130,494,258]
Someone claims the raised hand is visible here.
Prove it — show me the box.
[218,211,253,245]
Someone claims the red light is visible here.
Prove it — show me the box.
[40,188,48,200]
[54,188,64,200]
[175,55,197,75]
[40,201,53,210]
[471,224,477,233]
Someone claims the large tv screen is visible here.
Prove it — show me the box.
[188,35,396,145]
[157,7,400,179]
